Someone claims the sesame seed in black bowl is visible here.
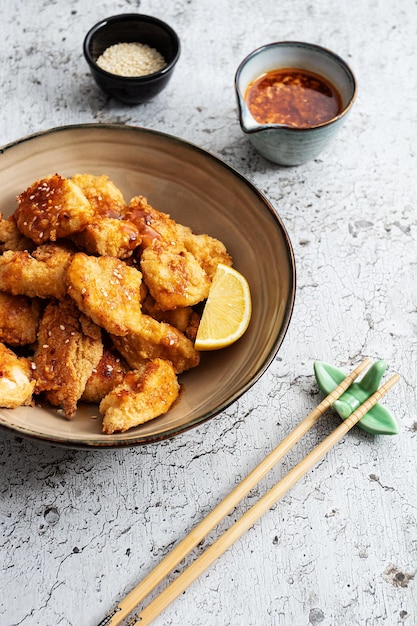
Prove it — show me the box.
[83,13,181,104]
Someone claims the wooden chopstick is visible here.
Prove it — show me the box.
[131,371,400,626]
[100,358,370,625]
[99,359,399,626]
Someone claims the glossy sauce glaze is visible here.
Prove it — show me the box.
[245,68,342,128]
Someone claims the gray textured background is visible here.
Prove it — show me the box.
[1,1,416,625]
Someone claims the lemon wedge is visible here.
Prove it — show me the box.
[195,263,252,351]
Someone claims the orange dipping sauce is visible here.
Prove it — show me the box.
[245,68,342,128]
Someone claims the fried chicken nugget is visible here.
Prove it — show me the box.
[81,347,129,404]
[66,252,143,336]
[100,358,180,434]
[71,217,141,259]
[14,174,94,244]
[140,244,210,310]
[110,314,200,374]
[125,195,178,247]
[66,252,199,372]
[0,214,34,253]
[71,174,127,218]
[0,292,42,346]
[142,294,200,340]
[69,175,141,258]
[0,342,35,408]
[127,196,211,309]
[0,243,74,299]
[33,298,103,419]
[176,223,233,280]
[126,196,232,278]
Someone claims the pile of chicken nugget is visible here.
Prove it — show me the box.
[0,174,232,434]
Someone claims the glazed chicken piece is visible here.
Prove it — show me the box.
[81,346,129,404]
[66,252,143,336]
[71,174,127,218]
[71,217,141,259]
[33,297,103,419]
[110,314,200,374]
[100,358,180,434]
[127,195,232,278]
[0,342,35,408]
[0,292,42,346]
[125,195,179,246]
[69,174,141,258]
[0,214,34,253]
[127,195,211,309]
[0,242,74,299]
[14,174,95,244]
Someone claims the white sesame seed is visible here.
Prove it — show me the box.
[96,42,167,77]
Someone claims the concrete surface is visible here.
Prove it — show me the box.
[0,1,416,625]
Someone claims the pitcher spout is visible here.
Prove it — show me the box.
[236,95,262,133]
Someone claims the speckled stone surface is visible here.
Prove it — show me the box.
[1,1,416,625]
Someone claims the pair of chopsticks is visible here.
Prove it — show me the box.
[99,358,399,626]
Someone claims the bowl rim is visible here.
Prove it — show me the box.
[0,123,296,449]
[83,13,181,82]
[235,40,357,133]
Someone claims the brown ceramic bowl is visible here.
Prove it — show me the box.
[0,124,295,448]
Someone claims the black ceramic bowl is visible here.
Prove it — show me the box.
[83,14,181,104]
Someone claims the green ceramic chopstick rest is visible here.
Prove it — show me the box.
[314,360,399,435]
